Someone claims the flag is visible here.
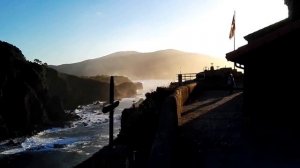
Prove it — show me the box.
[229,12,235,39]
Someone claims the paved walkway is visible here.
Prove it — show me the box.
[173,91,300,168]
[180,91,242,126]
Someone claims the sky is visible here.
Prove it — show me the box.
[0,0,288,65]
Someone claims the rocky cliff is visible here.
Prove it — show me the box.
[0,41,73,140]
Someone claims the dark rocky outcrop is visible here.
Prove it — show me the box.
[45,73,142,110]
[134,82,143,90]
[45,68,110,110]
[115,82,137,98]
[0,41,72,140]
[88,75,132,85]
[88,75,142,100]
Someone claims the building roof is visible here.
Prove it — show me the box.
[244,19,290,42]
[226,18,300,64]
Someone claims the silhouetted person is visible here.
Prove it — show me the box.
[227,73,235,94]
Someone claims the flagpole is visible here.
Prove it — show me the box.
[234,28,236,50]
[234,34,236,69]
[234,10,236,51]
[233,10,236,69]
[229,10,236,69]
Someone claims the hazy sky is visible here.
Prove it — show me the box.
[0,0,287,65]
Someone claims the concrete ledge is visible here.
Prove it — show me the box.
[172,83,197,125]
[148,82,197,168]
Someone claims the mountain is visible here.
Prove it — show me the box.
[51,49,231,80]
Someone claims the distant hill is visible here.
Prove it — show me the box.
[51,49,231,80]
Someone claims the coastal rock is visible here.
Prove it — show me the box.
[116,82,137,98]
[135,82,143,90]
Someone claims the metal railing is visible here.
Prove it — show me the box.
[177,73,198,85]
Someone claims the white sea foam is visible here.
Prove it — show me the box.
[37,127,66,136]
[0,137,83,154]
[22,137,81,150]
[1,148,24,155]
[0,98,132,155]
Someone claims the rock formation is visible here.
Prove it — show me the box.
[0,41,71,140]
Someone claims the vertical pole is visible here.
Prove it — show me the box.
[234,31,236,50]
[109,76,114,147]
[234,10,236,70]
[178,74,182,86]
[234,35,236,70]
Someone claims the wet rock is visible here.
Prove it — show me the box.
[53,143,66,148]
